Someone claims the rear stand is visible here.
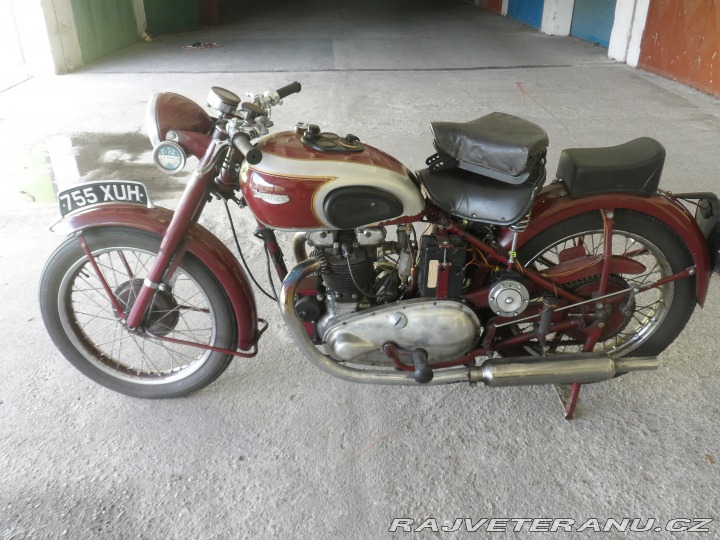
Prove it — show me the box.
[554,383,582,420]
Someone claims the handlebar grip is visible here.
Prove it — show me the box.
[232,133,262,165]
[276,81,302,99]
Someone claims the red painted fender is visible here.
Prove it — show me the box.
[502,183,712,306]
[51,204,259,350]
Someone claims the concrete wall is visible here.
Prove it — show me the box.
[41,0,83,73]
[540,0,575,36]
[624,0,649,67]
[608,0,650,66]
[39,0,145,73]
[133,0,146,35]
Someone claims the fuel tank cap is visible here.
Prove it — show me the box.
[301,128,364,153]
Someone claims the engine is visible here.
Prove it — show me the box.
[304,226,393,338]
[293,226,482,365]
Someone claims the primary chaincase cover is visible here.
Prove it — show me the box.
[323,298,482,364]
[240,131,424,230]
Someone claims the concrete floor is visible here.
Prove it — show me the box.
[2,0,720,538]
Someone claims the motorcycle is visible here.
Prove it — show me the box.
[39,81,720,418]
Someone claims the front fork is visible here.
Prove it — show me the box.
[125,140,221,330]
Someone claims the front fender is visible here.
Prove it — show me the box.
[51,204,259,350]
[503,183,712,306]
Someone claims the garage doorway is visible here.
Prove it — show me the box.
[507,0,545,29]
[570,0,617,47]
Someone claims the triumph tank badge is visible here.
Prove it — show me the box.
[251,187,290,205]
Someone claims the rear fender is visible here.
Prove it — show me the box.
[502,183,712,306]
[51,204,259,349]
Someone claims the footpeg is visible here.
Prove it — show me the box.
[411,348,434,384]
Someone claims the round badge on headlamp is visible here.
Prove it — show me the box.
[152,141,186,174]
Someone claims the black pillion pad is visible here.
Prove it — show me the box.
[556,137,665,197]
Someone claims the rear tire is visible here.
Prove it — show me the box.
[39,227,238,398]
[509,210,696,357]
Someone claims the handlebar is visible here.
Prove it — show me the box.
[275,81,302,99]
[227,81,301,164]
[232,133,262,165]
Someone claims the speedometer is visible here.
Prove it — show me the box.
[152,141,186,174]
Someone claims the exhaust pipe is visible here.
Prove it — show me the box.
[280,259,659,387]
[292,232,308,264]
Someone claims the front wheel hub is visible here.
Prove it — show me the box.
[113,279,180,336]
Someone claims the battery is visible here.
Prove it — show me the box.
[418,234,467,298]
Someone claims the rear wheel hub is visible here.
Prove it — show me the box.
[571,275,634,341]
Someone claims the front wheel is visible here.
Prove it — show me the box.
[39,227,238,398]
[511,210,697,358]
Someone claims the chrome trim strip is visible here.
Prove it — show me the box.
[143,278,160,290]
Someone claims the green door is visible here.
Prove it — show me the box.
[144,0,200,35]
[71,0,138,64]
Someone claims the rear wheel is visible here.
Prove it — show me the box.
[39,227,238,398]
[508,210,696,357]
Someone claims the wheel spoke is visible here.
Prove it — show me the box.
[62,244,225,383]
[511,220,677,357]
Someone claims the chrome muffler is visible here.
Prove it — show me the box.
[280,259,659,387]
[478,354,658,387]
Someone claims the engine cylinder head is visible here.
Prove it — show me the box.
[320,251,374,297]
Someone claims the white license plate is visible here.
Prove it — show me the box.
[57,181,150,217]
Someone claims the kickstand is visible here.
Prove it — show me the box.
[554,383,582,420]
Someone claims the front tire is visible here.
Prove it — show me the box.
[39,227,238,398]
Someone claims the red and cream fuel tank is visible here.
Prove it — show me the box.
[240,125,425,231]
